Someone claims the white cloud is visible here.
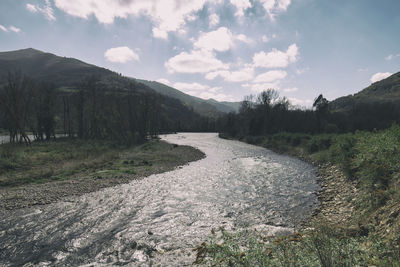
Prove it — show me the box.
[236,34,253,44]
[156,78,171,85]
[248,82,280,92]
[288,97,312,107]
[8,26,21,33]
[385,54,400,61]
[26,4,38,12]
[254,70,287,83]
[230,0,251,16]
[104,46,139,63]
[186,14,197,22]
[0,25,21,33]
[173,82,234,101]
[55,0,220,38]
[262,35,269,43]
[296,67,309,75]
[152,28,168,39]
[205,67,254,82]
[370,72,392,83]
[165,50,229,74]
[209,13,220,27]
[0,25,8,32]
[253,44,298,68]
[26,0,56,21]
[260,0,291,20]
[174,82,210,91]
[284,87,298,92]
[194,27,234,52]
[194,27,253,53]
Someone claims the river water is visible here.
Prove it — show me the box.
[0,133,319,266]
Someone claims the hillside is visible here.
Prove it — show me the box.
[0,48,112,87]
[0,48,239,117]
[0,48,214,133]
[136,79,240,117]
[330,71,400,112]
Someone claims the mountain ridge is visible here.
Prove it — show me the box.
[0,48,239,117]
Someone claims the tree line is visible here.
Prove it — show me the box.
[217,89,400,137]
[0,72,211,144]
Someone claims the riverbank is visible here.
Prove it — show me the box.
[0,138,205,210]
[196,129,400,266]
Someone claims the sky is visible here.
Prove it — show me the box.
[0,0,399,106]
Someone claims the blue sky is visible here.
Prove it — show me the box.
[0,0,399,106]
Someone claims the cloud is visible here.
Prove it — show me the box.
[205,67,254,82]
[26,4,38,12]
[245,82,281,92]
[260,0,291,20]
[152,28,168,39]
[194,27,234,52]
[288,97,312,107]
[26,0,56,21]
[173,82,234,101]
[194,27,253,53]
[0,25,21,33]
[156,78,171,85]
[104,46,139,63]
[0,25,8,32]
[254,70,287,83]
[236,34,253,44]
[8,26,21,33]
[284,87,298,92]
[295,67,309,75]
[385,54,400,61]
[262,35,269,43]
[165,49,229,74]
[174,82,210,91]
[253,44,298,68]
[230,0,251,16]
[209,13,219,27]
[370,72,392,83]
[54,0,221,38]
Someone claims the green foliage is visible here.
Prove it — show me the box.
[196,226,400,266]
[306,135,333,153]
[351,125,400,189]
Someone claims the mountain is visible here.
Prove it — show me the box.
[0,48,112,87]
[0,48,240,117]
[330,71,400,112]
[0,48,213,132]
[135,79,240,117]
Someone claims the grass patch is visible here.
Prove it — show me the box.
[0,138,204,188]
[196,227,400,266]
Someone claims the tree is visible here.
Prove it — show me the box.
[0,72,34,144]
[313,94,329,132]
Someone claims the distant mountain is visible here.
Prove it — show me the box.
[0,48,112,87]
[0,48,240,117]
[136,79,240,117]
[330,71,400,112]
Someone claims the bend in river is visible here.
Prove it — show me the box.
[0,133,319,266]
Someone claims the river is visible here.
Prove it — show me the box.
[0,133,319,266]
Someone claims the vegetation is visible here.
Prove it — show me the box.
[196,226,400,266]
[0,72,213,145]
[213,83,400,266]
[200,126,400,266]
[0,138,204,188]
